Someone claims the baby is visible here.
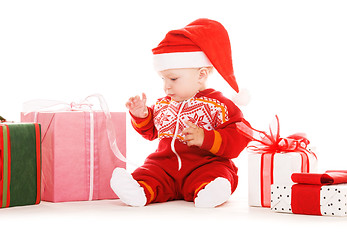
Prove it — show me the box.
[110,18,251,207]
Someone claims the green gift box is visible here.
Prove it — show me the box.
[1,123,41,208]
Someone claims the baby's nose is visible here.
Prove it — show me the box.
[163,80,171,90]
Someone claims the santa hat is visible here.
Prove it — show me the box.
[152,18,239,93]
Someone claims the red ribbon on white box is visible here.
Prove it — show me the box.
[236,115,312,155]
[237,115,316,207]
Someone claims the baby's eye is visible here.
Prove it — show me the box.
[170,78,178,81]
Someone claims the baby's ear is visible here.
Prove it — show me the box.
[198,67,211,81]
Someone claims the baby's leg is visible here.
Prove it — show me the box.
[111,162,176,206]
[182,160,238,208]
[132,162,177,204]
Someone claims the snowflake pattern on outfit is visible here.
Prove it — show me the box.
[153,96,229,143]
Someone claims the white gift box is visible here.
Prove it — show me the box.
[271,184,347,216]
[248,151,318,207]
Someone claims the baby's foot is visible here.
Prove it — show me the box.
[194,177,231,208]
[110,168,146,207]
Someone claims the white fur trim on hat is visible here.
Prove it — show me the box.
[153,51,213,72]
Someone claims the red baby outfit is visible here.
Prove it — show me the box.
[130,88,251,204]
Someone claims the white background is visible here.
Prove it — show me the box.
[1,0,347,238]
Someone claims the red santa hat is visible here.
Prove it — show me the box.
[152,18,239,93]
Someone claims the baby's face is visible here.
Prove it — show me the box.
[159,68,204,102]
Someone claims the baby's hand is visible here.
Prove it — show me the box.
[182,121,204,147]
[125,93,149,118]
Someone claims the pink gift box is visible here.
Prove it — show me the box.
[21,111,126,202]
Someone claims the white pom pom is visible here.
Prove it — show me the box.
[232,88,251,106]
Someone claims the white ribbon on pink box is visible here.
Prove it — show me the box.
[21,94,127,202]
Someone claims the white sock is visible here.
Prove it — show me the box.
[194,177,231,208]
[110,168,147,207]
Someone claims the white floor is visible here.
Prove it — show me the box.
[2,150,346,239]
[1,189,346,239]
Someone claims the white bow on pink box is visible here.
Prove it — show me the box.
[21,94,128,202]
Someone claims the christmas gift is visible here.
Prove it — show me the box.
[271,171,347,216]
[236,115,318,207]
[1,122,41,208]
[21,95,126,202]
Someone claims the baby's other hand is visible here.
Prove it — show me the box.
[182,121,204,147]
[125,93,148,118]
